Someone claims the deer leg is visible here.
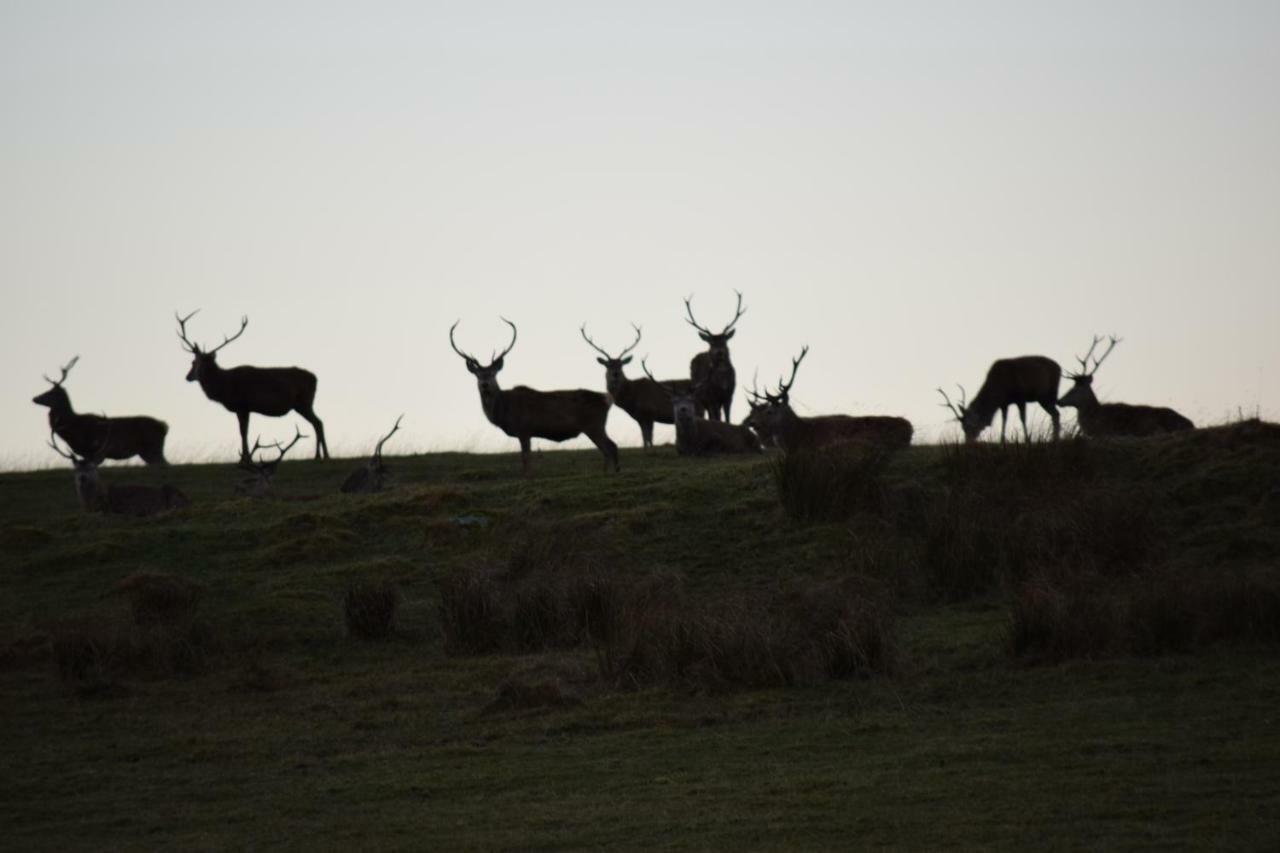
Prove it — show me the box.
[297,405,329,460]
[1018,402,1029,443]
[640,420,654,450]
[1043,401,1061,441]
[519,436,532,475]
[723,399,733,423]
[586,427,620,472]
[236,411,251,459]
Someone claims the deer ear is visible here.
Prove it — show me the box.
[465,360,479,375]
[597,357,608,366]
[621,356,632,366]
[724,330,735,341]
[492,356,504,372]
[698,332,712,343]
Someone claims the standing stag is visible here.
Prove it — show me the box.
[450,318,619,473]
[684,291,746,422]
[176,311,329,460]
[1059,336,1194,436]
[938,355,1062,443]
[580,323,691,449]
[641,360,762,455]
[749,348,913,451]
[236,427,307,496]
[48,433,190,516]
[341,416,404,493]
[33,356,169,465]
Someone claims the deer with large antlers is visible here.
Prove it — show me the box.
[1058,336,1194,437]
[236,427,308,496]
[32,356,170,465]
[177,311,329,460]
[749,347,913,451]
[48,432,190,516]
[341,416,404,494]
[642,359,762,455]
[938,355,1062,443]
[450,318,619,473]
[685,291,746,422]
[580,323,692,450]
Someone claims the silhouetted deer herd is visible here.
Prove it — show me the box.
[31,295,1195,516]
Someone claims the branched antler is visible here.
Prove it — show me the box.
[43,355,80,387]
[684,291,747,336]
[772,346,809,403]
[937,386,968,421]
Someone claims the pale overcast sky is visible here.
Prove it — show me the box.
[3,2,1277,467]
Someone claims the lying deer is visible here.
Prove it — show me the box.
[341,416,403,494]
[236,427,307,497]
[48,433,190,517]
[642,360,761,455]
[1058,336,1194,437]
[749,347,913,451]
[33,356,169,465]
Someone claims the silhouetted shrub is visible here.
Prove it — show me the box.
[344,579,401,640]
[772,445,891,523]
[50,614,220,695]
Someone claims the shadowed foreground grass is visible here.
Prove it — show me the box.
[2,424,1280,850]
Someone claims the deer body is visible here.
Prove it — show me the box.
[768,409,913,452]
[32,358,169,465]
[50,435,189,516]
[1058,337,1193,437]
[643,360,760,455]
[944,356,1062,443]
[177,312,329,460]
[452,319,620,473]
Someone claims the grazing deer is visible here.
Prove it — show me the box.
[341,415,403,494]
[580,323,692,449]
[642,360,762,455]
[1058,336,1194,436]
[32,356,169,465]
[450,318,619,473]
[176,310,329,460]
[48,433,190,516]
[751,347,913,451]
[236,427,307,496]
[938,355,1062,443]
[684,291,746,422]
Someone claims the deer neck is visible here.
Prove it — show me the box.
[479,385,506,426]
[197,359,231,399]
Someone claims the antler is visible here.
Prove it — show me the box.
[937,385,968,421]
[745,369,768,405]
[580,323,643,361]
[1072,334,1122,378]
[242,426,307,470]
[43,355,80,387]
[448,320,479,367]
[773,346,809,402]
[373,415,403,461]
[176,310,200,353]
[494,317,518,363]
[208,316,249,355]
[47,431,79,462]
[684,291,747,336]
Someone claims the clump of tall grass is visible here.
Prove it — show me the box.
[344,579,401,640]
[50,614,220,695]
[1011,567,1280,662]
[597,577,896,691]
[772,444,892,523]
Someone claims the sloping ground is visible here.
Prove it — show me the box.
[1,423,1279,850]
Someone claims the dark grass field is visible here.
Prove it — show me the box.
[3,421,1280,850]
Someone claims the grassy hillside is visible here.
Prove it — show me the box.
[3,422,1280,850]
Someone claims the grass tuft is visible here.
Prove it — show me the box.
[344,579,401,640]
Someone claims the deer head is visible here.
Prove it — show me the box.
[1059,335,1121,407]
[641,358,700,431]
[48,429,104,508]
[176,310,249,382]
[684,291,746,367]
[449,318,518,402]
[937,385,985,442]
[32,355,80,410]
[580,323,642,394]
[754,346,809,432]
[237,426,306,495]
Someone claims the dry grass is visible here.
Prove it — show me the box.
[344,579,401,640]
